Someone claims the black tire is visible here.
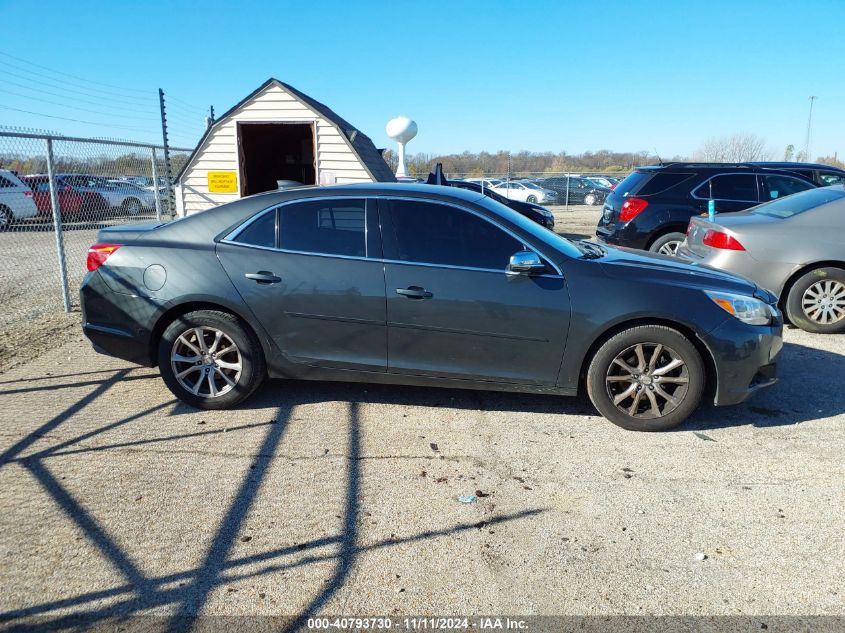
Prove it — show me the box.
[157,310,266,409]
[586,325,705,431]
[649,232,686,256]
[785,267,845,334]
[0,206,12,232]
[527,195,538,203]
[123,197,142,216]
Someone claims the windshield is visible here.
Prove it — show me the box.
[751,186,845,218]
[522,182,544,190]
[472,194,583,259]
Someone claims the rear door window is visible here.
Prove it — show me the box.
[233,209,277,249]
[279,199,366,257]
[761,175,815,200]
[694,174,758,201]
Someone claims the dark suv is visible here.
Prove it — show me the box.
[595,163,819,255]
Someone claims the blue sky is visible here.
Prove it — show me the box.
[1,0,842,159]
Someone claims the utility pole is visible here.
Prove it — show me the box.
[804,96,818,162]
[206,105,215,130]
[158,88,174,217]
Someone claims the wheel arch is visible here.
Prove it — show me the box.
[148,300,270,368]
[577,316,718,402]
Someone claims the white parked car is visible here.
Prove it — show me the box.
[464,178,504,190]
[490,181,557,204]
[0,169,39,231]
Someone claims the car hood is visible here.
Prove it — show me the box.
[599,244,765,298]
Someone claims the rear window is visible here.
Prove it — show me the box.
[611,170,683,197]
[751,187,845,219]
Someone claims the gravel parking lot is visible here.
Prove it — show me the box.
[1,204,843,630]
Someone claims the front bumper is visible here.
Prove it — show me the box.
[702,314,783,406]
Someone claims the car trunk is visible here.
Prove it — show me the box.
[97,222,163,243]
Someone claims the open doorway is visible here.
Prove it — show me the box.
[237,122,316,196]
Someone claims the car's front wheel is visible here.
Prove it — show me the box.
[527,195,537,203]
[584,193,597,206]
[158,310,266,409]
[785,267,845,334]
[586,325,705,431]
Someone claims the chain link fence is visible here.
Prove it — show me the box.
[0,131,192,331]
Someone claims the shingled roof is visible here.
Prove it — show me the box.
[176,78,396,183]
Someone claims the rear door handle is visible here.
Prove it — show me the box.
[396,286,433,299]
[245,271,282,284]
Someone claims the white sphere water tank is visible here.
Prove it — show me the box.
[386,116,417,178]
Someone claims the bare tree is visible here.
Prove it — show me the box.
[694,133,773,162]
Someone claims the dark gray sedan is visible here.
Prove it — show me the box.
[679,186,845,333]
[81,184,783,431]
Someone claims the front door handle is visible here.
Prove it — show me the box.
[245,271,282,284]
[396,286,433,300]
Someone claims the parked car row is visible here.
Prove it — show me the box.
[0,170,160,229]
[456,175,623,206]
[595,161,845,334]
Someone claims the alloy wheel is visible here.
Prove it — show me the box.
[170,326,242,398]
[657,240,682,256]
[802,280,845,325]
[605,342,690,419]
[126,198,142,215]
[585,194,596,205]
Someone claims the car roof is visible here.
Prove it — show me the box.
[749,161,845,173]
[635,164,818,178]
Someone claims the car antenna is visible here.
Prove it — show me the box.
[654,149,664,166]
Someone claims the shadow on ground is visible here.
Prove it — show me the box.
[0,367,543,632]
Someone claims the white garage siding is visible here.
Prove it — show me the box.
[178,79,393,215]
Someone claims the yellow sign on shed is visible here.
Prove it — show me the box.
[207,171,238,193]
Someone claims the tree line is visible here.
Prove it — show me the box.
[382,133,843,176]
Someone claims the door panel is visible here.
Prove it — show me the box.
[379,198,570,385]
[217,199,387,372]
[386,264,569,384]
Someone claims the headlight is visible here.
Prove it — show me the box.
[705,291,775,325]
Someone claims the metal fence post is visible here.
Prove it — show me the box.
[150,147,163,222]
[45,138,71,312]
[565,174,570,211]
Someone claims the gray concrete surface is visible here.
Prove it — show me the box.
[0,323,843,630]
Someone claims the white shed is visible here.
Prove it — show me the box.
[176,78,395,215]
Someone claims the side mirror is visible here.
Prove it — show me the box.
[507,250,546,276]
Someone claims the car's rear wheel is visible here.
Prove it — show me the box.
[123,197,142,216]
[158,310,266,409]
[527,195,537,203]
[0,206,12,232]
[586,325,705,431]
[785,267,845,334]
[649,232,686,256]
[584,193,597,206]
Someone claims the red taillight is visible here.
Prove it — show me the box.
[24,190,32,197]
[619,197,648,222]
[87,243,122,271]
[702,230,745,251]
